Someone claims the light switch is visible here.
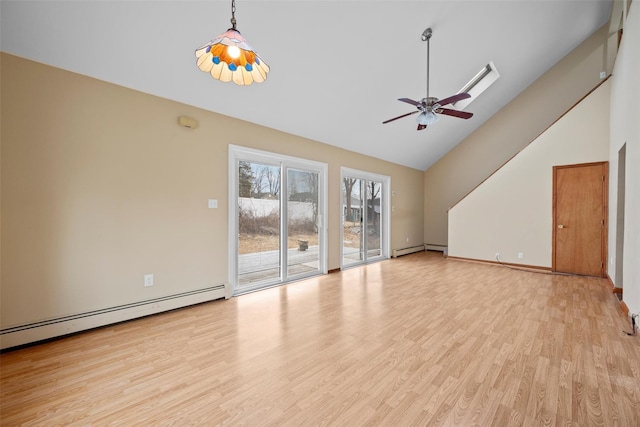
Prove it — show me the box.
[208,199,218,209]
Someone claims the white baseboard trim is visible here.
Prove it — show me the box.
[1,284,229,350]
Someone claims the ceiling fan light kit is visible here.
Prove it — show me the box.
[383,28,473,131]
[195,0,269,85]
[417,111,438,126]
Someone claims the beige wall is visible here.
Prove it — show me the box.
[0,53,424,329]
[448,80,610,266]
[608,2,640,314]
[424,24,614,247]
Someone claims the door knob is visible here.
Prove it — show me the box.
[557,224,565,229]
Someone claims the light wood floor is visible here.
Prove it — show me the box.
[2,252,639,426]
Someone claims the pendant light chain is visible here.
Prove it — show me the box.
[230,0,237,30]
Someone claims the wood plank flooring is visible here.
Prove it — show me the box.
[2,251,639,425]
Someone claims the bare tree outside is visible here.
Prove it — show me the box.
[343,177,357,221]
[367,181,381,228]
[255,165,280,197]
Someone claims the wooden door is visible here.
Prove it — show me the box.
[553,162,607,276]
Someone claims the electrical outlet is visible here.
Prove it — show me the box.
[518,252,524,259]
[406,237,409,243]
[495,252,500,261]
[144,274,154,287]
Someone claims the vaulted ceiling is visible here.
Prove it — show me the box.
[1,1,612,170]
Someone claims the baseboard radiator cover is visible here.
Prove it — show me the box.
[0,284,230,350]
[425,244,448,257]
[392,244,426,258]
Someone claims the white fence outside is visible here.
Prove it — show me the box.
[239,197,314,221]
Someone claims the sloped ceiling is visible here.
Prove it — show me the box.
[0,0,612,170]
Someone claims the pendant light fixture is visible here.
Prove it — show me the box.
[195,0,269,85]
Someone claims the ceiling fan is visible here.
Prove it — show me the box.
[383,28,473,131]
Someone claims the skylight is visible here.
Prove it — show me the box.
[453,61,500,110]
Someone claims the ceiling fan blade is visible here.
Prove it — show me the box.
[417,124,427,131]
[437,108,473,119]
[382,110,419,124]
[398,98,422,107]
[436,92,471,107]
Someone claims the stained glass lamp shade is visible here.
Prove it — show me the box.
[195,28,269,86]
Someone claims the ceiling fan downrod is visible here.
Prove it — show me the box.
[422,28,432,102]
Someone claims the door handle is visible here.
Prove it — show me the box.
[557,224,565,229]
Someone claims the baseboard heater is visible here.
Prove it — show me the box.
[0,284,230,351]
[392,244,426,258]
[425,243,448,257]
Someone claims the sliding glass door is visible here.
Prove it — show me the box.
[230,146,327,295]
[341,168,390,268]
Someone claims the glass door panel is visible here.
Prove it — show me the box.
[286,168,320,277]
[342,177,364,267]
[366,180,382,258]
[237,160,281,286]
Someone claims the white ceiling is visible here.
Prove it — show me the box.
[1,0,612,170]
